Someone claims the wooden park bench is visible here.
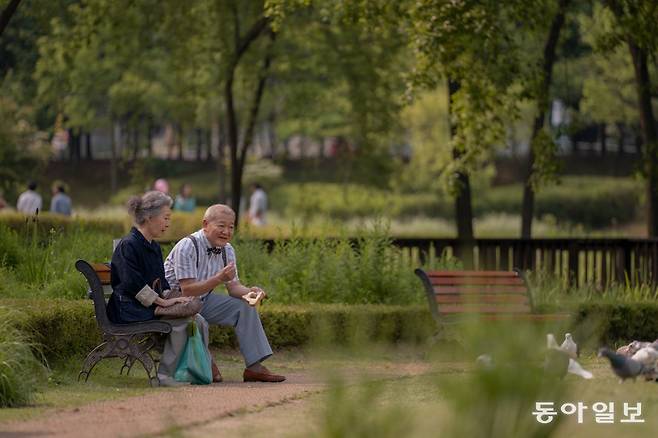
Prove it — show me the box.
[75,260,172,387]
[414,268,570,326]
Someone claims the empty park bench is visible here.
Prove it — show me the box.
[414,268,570,327]
[75,260,172,387]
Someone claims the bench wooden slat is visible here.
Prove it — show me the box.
[437,286,529,294]
[416,268,570,324]
[430,277,525,286]
[427,271,520,277]
[435,294,529,305]
[91,263,111,285]
[438,304,532,314]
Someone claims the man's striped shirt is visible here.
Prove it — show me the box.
[164,229,239,298]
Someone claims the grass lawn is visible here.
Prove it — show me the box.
[184,355,658,438]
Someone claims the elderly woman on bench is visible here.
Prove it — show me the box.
[106,190,212,387]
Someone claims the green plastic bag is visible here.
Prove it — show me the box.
[174,321,212,385]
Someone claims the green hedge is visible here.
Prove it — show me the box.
[270,177,641,228]
[0,212,126,237]
[5,299,656,362]
[571,302,658,347]
[1,300,435,361]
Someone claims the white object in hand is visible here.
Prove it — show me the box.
[243,290,265,307]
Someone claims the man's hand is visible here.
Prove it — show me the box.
[249,286,267,299]
[242,287,266,306]
[216,262,236,283]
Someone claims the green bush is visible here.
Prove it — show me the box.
[0,224,21,268]
[235,231,454,305]
[2,299,434,360]
[0,306,48,407]
[270,183,448,220]
[0,212,126,237]
[270,176,641,228]
[477,176,641,228]
[0,226,116,299]
[5,298,657,364]
[1,224,453,304]
[571,302,658,347]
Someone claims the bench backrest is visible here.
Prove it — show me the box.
[75,260,112,332]
[414,269,532,321]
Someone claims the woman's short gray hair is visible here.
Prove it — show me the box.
[126,191,173,225]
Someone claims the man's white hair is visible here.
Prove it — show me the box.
[203,204,235,222]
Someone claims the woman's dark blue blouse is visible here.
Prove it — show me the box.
[106,227,170,323]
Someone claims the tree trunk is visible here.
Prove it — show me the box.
[110,121,119,194]
[177,124,184,161]
[205,128,213,162]
[196,128,203,161]
[216,119,227,204]
[267,110,277,159]
[628,41,658,236]
[0,0,21,39]
[617,122,625,156]
[448,79,474,242]
[68,128,81,162]
[521,0,570,239]
[223,15,271,225]
[599,123,607,156]
[147,120,154,158]
[85,131,93,160]
[132,124,140,161]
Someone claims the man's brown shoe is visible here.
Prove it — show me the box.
[243,367,286,383]
[211,360,223,383]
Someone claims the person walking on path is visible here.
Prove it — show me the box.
[16,181,42,215]
[248,183,267,226]
[50,182,72,216]
[174,183,196,212]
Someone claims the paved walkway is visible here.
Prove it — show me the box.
[0,362,431,438]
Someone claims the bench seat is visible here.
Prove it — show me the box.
[414,268,570,325]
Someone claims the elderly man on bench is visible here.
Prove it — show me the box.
[164,204,285,383]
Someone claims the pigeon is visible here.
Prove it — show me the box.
[598,347,647,382]
[567,358,593,379]
[561,333,579,359]
[631,347,658,366]
[544,333,593,379]
[475,354,494,370]
[547,333,560,350]
[617,341,651,357]
[631,347,658,381]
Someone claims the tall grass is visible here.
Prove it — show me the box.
[0,221,114,299]
[235,224,459,305]
[0,307,48,407]
[527,269,658,311]
[312,320,570,437]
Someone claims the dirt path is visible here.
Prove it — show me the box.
[0,362,432,438]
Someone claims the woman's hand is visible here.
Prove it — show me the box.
[162,296,193,307]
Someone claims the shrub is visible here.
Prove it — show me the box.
[0,306,48,407]
[0,212,126,237]
[571,302,658,348]
[269,176,641,228]
[0,223,21,268]
[235,230,454,305]
[2,299,434,360]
